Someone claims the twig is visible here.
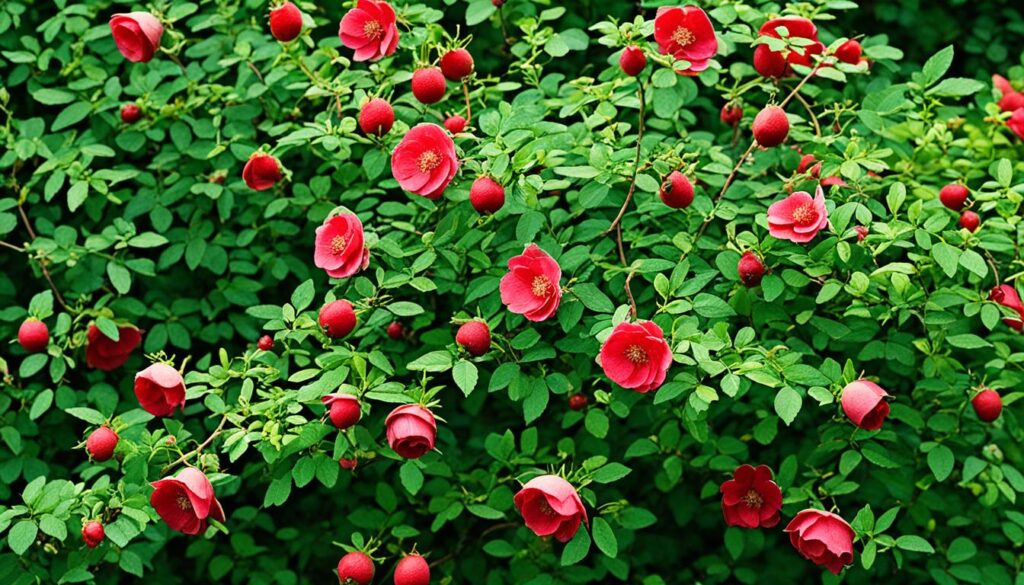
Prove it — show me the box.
[17,201,70,312]
[462,81,472,124]
[624,271,637,318]
[791,91,820,136]
[0,240,24,252]
[160,414,229,474]
[604,82,647,235]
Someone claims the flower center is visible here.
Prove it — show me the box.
[791,202,819,227]
[418,150,442,173]
[330,235,346,255]
[672,26,695,47]
[531,275,552,297]
[741,489,764,509]
[625,344,648,364]
[363,20,383,40]
[537,500,558,517]
[177,495,192,511]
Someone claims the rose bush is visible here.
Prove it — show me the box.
[1,0,1024,584]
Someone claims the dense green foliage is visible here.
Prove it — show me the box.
[2,0,1024,584]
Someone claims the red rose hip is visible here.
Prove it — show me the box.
[359,98,395,136]
[456,320,491,357]
[338,551,375,585]
[269,2,303,42]
[439,48,474,81]
[972,388,1002,422]
[939,184,969,210]
[753,105,789,147]
[737,251,765,287]
[720,104,742,127]
[393,554,430,585]
[387,321,404,340]
[411,67,447,104]
[619,46,646,77]
[81,521,105,548]
[120,103,141,124]
[443,114,467,134]
[86,426,119,462]
[320,300,357,339]
[835,40,862,65]
[469,176,505,214]
[321,394,361,430]
[339,457,358,470]
[257,335,274,351]
[959,210,980,232]
[659,171,694,209]
[568,394,587,410]
[242,152,282,191]
[18,318,49,353]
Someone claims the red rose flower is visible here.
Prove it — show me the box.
[753,17,824,78]
[653,6,717,75]
[767,184,830,243]
[321,393,361,429]
[109,12,164,63]
[720,464,782,529]
[86,324,141,371]
[150,467,226,536]
[784,509,854,575]
[134,363,186,417]
[391,124,459,200]
[1008,108,1024,141]
[385,404,437,459]
[990,284,1024,331]
[242,152,282,191]
[599,321,673,393]
[513,475,588,542]
[840,380,889,430]
[313,213,370,279]
[338,0,399,62]
[499,244,562,322]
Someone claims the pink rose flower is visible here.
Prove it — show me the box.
[314,213,370,279]
[990,284,1024,331]
[599,321,673,393]
[784,509,855,575]
[513,475,588,542]
[338,0,399,62]
[391,124,459,200]
[499,244,562,322]
[86,324,141,371]
[134,363,187,417]
[385,404,437,459]
[753,17,824,78]
[767,184,830,243]
[840,380,890,430]
[150,468,226,536]
[109,12,164,63]
[653,6,717,75]
[1008,108,1024,141]
[720,464,782,529]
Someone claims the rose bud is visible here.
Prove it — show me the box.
[439,48,474,81]
[134,363,186,417]
[150,467,225,536]
[784,509,854,574]
[972,388,1002,422]
[720,464,782,528]
[659,171,694,209]
[242,152,282,191]
[796,154,821,178]
[513,475,587,542]
[619,46,647,76]
[840,379,890,430]
[469,176,505,214]
[319,300,357,339]
[86,324,141,371]
[109,12,164,63]
[269,2,303,43]
[855,226,868,241]
[339,457,358,470]
[568,394,587,411]
[393,554,430,585]
[939,183,969,210]
[321,393,361,430]
[120,103,141,124]
[990,284,1024,331]
[385,404,437,459]
[337,551,375,585]
[359,97,395,136]
[17,318,49,353]
[81,521,105,548]
[499,244,562,321]
[86,426,119,462]
[257,335,274,350]
[737,251,765,287]
[720,103,743,127]
[443,114,467,134]
[456,320,491,357]
[835,39,862,65]
[599,321,672,393]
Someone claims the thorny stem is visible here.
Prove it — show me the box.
[160,414,229,474]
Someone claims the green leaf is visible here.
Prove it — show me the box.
[693,293,735,318]
[399,461,424,495]
[32,88,76,105]
[453,360,478,397]
[895,535,935,554]
[921,46,953,85]
[523,384,549,424]
[465,0,496,26]
[560,527,591,566]
[591,517,618,558]
[8,519,38,555]
[931,242,960,277]
[774,386,802,426]
[64,407,107,425]
[387,301,424,316]
[947,334,991,349]
[51,102,92,132]
[290,279,315,312]
[946,536,976,563]
[107,262,132,294]
[927,445,954,481]
[408,351,453,372]
[926,77,985,97]
[573,283,614,313]
[591,463,631,483]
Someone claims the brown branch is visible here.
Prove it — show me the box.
[791,91,820,136]
[161,414,229,474]
[0,240,24,252]
[462,81,472,124]
[605,82,647,235]
[17,201,70,312]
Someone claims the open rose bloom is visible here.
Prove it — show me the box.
[499,244,562,321]
[990,284,1024,330]
[993,74,1024,113]
[109,12,164,63]
[86,324,141,371]
[385,404,437,459]
[785,509,855,574]
[720,464,782,529]
[513,475,588,542]
[767,184,830,243]
[314,213,370,279]
[840,380,890,430]
[391,124,459,199]
[753,17,824,78]
[339,0,399,62]
[653,6,717,75]
[599,321,672,393]
[134,363,187,417]
[1008,109,1024,141]
[150,468,225,536]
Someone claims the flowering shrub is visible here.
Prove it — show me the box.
[1,1,1024,584]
